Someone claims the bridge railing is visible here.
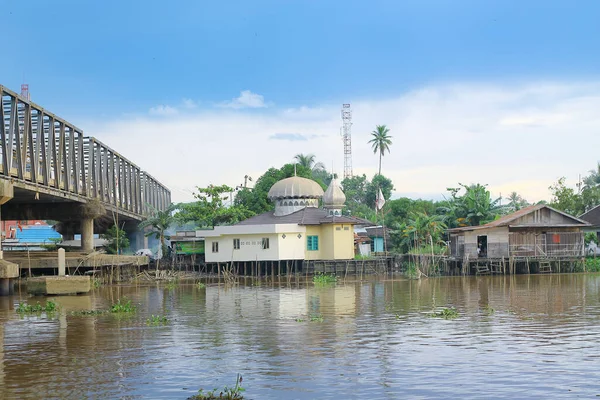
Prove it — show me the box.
[0,85,171,216]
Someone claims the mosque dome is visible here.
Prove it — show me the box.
[268,176,324,216]
[323,179,346,208]
[268,176,324,200]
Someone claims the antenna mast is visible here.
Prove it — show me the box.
[341,103,353,179]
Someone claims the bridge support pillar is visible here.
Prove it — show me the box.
[81,218,94,252]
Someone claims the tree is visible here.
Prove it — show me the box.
[235,163,315,215]
[101,224,130,255]
[139,203,177,259]
[365,174,394,209]
[177,184,254,227]
[294,153,332,187]
[506,191,529,212]
[548,177,584,216]
[368,125,392,176]
[440,183,501,228]
[583,162,600,190]
[294,153,325,171]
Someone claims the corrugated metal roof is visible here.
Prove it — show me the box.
[580,204,600,226]
[15,225,61,244]
[447,204,589,232]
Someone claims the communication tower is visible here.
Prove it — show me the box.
[20,84,30,100]
[341,103,353,179]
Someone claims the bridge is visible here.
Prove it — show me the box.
[0,84,171,251]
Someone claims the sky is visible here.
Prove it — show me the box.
[2,0,600,204]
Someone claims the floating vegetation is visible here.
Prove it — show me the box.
[189,374,245,400]
[295,318,305,322]
[146,315,169,326]
[197,282,206,289]
[483,305,495,315]
[93,278,102,289]
[16,300,59,314]
[313,272,337,284]
[428,307,459,320]
[110,298,137,313]
[165,280,179,290]
[71,309,108,316]
[309,314,324,322]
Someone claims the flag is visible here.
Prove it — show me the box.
[376,188,386,210]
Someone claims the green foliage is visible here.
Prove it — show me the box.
[196,282,206,289]
[139,203,177,258]
[40,237,62,251]
[234,163,316,215]
[93,278,102,288]
[146,315,169,326]
[441,183,501,228]
[16,300,59,314]
[189,374,245,400]
[365,174,395,210]
[505,191,530,213]
[428,307,459,319]
[313,272,337,284]
[177,185,254,228]
[309,314,324,322]
[110,298,137,313]
[549,177,585,216]
[391,211,447,253]
[585,232,598,246]
[585,257,600,272]
[403,262,419,279]
[368,125,392,175]
[101,224,130,255]
[165,280,179,290]
[340,173,394,220]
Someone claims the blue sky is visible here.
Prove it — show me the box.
[2,1,600,203]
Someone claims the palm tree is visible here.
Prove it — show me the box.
[583,162,600,190]
[294,153,325,171]
[138,203,177,261]
[368,125,392,176]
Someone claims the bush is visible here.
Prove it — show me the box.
[585,257,600,272]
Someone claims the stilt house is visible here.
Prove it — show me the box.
[448,204,589,259]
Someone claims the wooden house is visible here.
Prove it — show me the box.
[448,204,589,259]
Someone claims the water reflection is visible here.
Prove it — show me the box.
[0,275,600,398]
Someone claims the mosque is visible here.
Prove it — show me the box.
[202,175,360,264]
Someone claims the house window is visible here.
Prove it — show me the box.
[262,237,270,249]
[233,238,240,250]
[212,241,219,253]
[344,227,349,231]
[336,227,341,231]
[307,235,319,251]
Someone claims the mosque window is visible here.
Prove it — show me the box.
[233,238,240,250]
[262,238,270,249]
[307,235,319,251]
[212,241,219,253]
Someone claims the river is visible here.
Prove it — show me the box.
[1,274,600,399]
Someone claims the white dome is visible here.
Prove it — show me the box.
[268,176,324,200]
[323,179,346,207]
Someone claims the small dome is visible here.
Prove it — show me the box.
[323,179,346,207]
[268,176,324,200]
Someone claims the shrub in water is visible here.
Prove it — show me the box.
[110,298,136,313]
[313,272,337,284]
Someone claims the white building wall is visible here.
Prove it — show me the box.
[203,224,308,263]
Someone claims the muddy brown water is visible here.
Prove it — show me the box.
[1,274,600,399]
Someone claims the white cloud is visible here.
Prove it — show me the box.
[149,104,178,116]
[220,90,267,109]
[88,81,600,204]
